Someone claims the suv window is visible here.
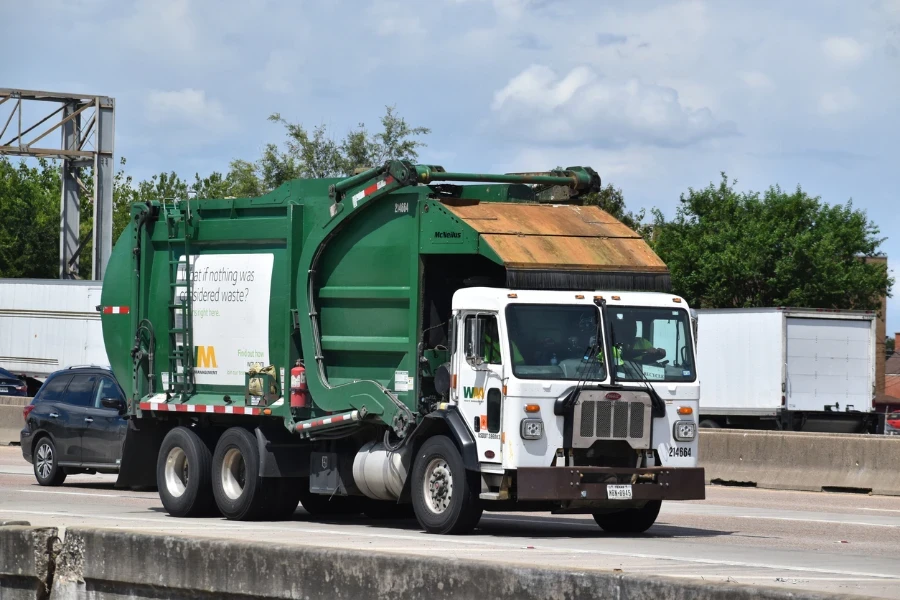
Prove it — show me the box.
[36,374,74,403]
[93,377,124,408]
[64,374,98,407]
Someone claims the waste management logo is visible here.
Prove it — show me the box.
[463,386,484,400]
[195,345,218,374]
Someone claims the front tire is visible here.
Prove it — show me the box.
[157,426,214,517]
[411,436,482,535]
[212,427,269,521]
[593,500,661,533]
[33,437,66,486]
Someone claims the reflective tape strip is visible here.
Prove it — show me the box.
[138,402,261,416]
[296,410,359,430]
[352,175,395,207]
[102,306,130,314]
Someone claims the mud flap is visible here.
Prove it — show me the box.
[114,418,168,490]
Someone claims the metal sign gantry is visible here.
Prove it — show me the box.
[0,88,115,280]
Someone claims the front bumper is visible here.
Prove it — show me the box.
[516,467,705,501]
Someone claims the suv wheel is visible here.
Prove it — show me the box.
[33,437,66,486]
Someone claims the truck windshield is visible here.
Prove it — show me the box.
[608,306,696,382]
[505,304,607,381]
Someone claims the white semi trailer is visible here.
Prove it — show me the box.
[0,279,108,381]
[696,307,883,433]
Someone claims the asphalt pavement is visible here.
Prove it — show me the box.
[1,446,898,598]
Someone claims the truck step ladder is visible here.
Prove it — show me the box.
[165,198,195,398]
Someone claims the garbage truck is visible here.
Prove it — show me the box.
[98,160,704,534]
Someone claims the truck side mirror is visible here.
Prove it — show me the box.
[465,317,484,367]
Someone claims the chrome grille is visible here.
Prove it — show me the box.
[595,400,612,438]
[571,392,652,449]
[580,401,595,437]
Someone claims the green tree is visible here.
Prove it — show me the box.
[651,173,892,310]
[263,105,430,186]
[0,157,60,278]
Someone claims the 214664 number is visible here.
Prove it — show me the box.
[668,446,692,458]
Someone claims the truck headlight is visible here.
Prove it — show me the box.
[520,418,543,440]
[673,420,696,442]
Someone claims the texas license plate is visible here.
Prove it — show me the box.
[607,484,633,500]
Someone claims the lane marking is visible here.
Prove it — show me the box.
[731,515,898,529]
[1,509,897,581]
[16,489,149,500]
[858,507,900,514]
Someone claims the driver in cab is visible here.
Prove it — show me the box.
[611,316,666,364]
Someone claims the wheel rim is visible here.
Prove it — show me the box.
[221,447,246,501]
[36,443,52,480]
[164,447,189,498]
[423,458,453,514]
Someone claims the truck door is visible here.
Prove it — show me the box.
[456,312,503,463]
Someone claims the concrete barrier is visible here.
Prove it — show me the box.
[0,526,848,600]
[0,397,28,446]
[0,525,56,600]
[700,429,900,496]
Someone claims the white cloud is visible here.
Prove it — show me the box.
[818,88,859,115]
[821,37,866,67]
[145,89,232,132]
[260,51,299,94]
[740,71,775,90]
[491,65,737,148]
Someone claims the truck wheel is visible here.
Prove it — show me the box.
[411,435,482,535]
[298,482,361,516]
[593,500,661,534]
[362,499,416,520]
[699,419,720,429]
[212,427,268,521]
[157,426,214,517]
[33,437,67,486]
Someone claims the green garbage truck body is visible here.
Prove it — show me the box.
[100,161,704,534]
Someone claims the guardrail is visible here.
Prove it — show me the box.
[0,396,28,445]
[0,524,847,600]
[700,429,900,496]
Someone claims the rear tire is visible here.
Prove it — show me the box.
[266,477,304,520]
[212,427,268,521]
[593,500,661,533]
[411,435,482,534]
[33,437,66,486]
[157,426,214,517]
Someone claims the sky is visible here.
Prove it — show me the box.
[3,0,900,330]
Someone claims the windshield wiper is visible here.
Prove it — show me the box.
[620,355,667,418]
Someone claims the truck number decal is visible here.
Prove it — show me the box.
[394,202,409,214]
[668,446,692,458]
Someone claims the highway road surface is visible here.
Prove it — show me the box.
[1,446,898,598]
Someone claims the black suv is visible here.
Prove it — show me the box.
[21,366,127,486]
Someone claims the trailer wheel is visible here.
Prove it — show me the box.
[411,435,482,535]
[593,500,661,534]
[157,426,214,517]
[212,427,268,520]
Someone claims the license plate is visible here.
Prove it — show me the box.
[607,484,633,500]
[0,388,8,394]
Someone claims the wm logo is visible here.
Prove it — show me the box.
[463,386,484,399]
[195,346,217,368]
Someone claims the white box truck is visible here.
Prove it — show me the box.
[0,279,108,382]
[696,307,882,433]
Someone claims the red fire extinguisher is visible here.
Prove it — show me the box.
[290,360,308,409]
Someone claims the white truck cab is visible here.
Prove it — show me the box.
[447,288,703,524]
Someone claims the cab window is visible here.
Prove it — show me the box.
[465,315,502,365]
